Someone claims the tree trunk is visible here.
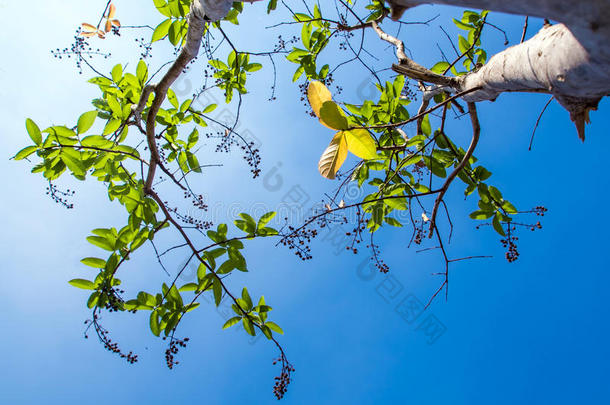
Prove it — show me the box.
[390,0,610,140]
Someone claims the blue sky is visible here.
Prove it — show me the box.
[1,1,609,404]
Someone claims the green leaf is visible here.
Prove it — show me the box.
[212,277,222,306]
[469,210,493,220]
[385,217,403,227]
[430,61,450,74]
[241,288,253,310]
[153,0,171,17]
[164,312,181,335]
[184,303,200,312]
[474,166,492,181]
[217,260,236,274]
[80,257,106,268]
[502,200,518,214]
[488,185,503,202]
[257,212,276,229]
[319,101,349,130]
[458,35,471,54]
[152,18,171,42]
[87,292,100,308]
[167,88,179,109]
[453,18,475,31]
[111,64,123,83]
[242,317,255,336]
[492,212,506,236]
[167,285,183,307]
[423,156,446,178]
[68,279,96,290]
[202,104,217,114]
[245,63,262,72]
[13,146,38,161]
[421,114,431,136]
[223,316,241,329]
[150,311,161,336]
[77,111,97,134]
[86,236,115,251]
[136,60,149,84]
[103,119,121,136]
[265,321,284,335]
[26,118,42,145]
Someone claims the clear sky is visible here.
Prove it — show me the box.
[1,1,609,404]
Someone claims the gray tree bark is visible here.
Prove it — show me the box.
[390,0,610,140]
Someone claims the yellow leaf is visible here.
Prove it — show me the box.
[112,19,121,27]
[108,3,117,19]
[318,132,348,179]
[345,129,378,160]
[105,19,112,33]
[97,30,106,39]
[80,31,96,37]
[319,101,349,130]
[81,23,97,32]
[307,81,332,119]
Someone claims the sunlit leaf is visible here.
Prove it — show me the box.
[77,111,97,134]
[307,80,332,119]
[319,101,349,130]
[26,118,42,145]
[318,131,348,179]
[344,129,377,159]
[68,279,96,290]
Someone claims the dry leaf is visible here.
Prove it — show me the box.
[81,23,97,32]
[318,132,348,180]
[422,213,430,222]
[107,3,117,19]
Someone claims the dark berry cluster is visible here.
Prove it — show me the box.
[135,37,153,59]
[272,356,295,400]
[206,130,262,178]
[184,191,209,211]
[170,206,213,230]
[163,336,190,370]
[401,79,420,102]
[344,212,367,253]
[51,29,110,74]
[368,242,390,273]
[533,206,548,216]
[279,219,318,261]
[46,182,75,209]
[413,223,424,245]
[84,313,138,364]
[501,227,520,263]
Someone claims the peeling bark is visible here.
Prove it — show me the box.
[389,0,610,139]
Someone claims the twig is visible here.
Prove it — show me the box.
[520,16,529,43]
[529,96,554,151]
[428,102,480,238]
